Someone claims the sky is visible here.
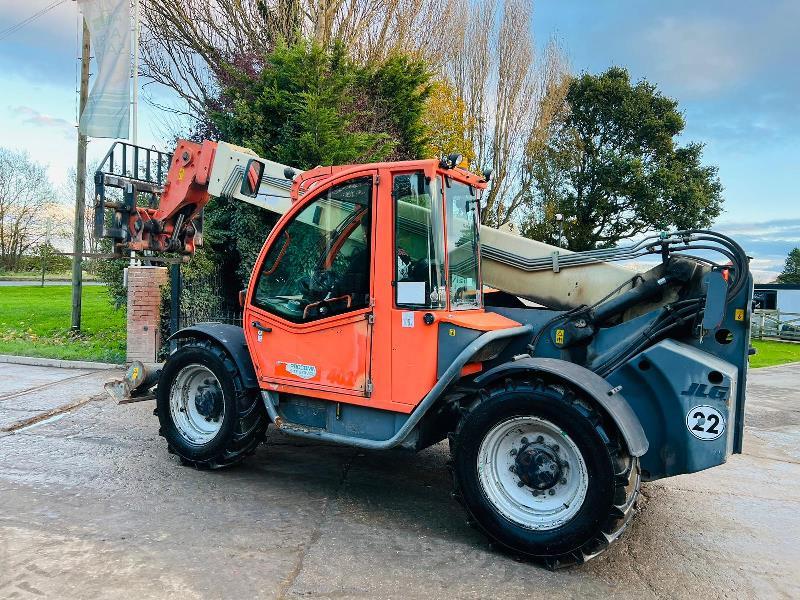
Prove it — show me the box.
[0,0,797,281]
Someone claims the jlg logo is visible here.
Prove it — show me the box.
[680,382,729,401]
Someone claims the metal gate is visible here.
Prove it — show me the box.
[167,264,243,341]
[752,309,800,341]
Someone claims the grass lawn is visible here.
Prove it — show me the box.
[0,285,125,363]
[750,339,800,369]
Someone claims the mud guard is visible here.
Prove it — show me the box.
[473,357,649,457]
[168,324,258,389]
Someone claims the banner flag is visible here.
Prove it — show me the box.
[78,0,131,138]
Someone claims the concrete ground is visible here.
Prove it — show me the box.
[0,362,798,599]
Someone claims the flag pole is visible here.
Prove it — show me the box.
[131,0,139,146]
[130,0,140,266]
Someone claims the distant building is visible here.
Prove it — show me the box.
[754,283,800,313]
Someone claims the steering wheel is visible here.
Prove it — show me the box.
[299,269,339,300]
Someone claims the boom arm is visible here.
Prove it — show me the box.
[94,138,749,315]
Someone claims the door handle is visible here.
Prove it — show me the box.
[251,321,272,333]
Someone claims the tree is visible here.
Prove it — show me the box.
[422,81,474,164]
[0,148,57,271]
[206,41,432,285]
[139,0,569,232]
[432,0,570,228]
[777,248,800,284]
[211,41,431,167]
[140,0,453,120]
[522,67,723,250]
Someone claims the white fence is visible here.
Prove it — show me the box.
[752,310,800,341]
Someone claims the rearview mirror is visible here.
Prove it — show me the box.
[241,158,265,198]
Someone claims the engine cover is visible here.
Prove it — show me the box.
[607,339,739,481]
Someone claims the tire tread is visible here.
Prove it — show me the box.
[156,339,267,470]
[450,377,641,568]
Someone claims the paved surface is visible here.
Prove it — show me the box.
[0,363,798,599]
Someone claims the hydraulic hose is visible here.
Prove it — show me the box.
[522,228,750,376]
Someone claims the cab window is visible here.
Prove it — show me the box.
[393,173,446,309]
[253,177,372,322]
[445,179,480,309]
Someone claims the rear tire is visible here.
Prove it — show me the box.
[156,340,267,469]
[450,377,640,568]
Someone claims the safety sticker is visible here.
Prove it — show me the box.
[555,329,565,345]
[278,362,317,380]
[686,405,725,441]
[401,312,415,328]
[734,308,745,321]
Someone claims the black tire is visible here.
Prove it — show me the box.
[450,377,640,568]
[156,339,267,469]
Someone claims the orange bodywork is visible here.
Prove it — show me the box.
[243,159,520,414]
[125,139,217,254]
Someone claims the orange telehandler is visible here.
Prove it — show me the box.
[95,138,753,567]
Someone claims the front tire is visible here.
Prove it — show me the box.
[156,340,267,469]
[451,378,640,567]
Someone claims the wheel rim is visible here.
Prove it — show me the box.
[169,364,225,446]
[477,416,589,531]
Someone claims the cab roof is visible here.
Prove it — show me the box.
[291,159,487,203]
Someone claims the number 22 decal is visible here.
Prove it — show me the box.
[686,405,726,441]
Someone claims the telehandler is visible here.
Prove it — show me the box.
[95,139,753,567]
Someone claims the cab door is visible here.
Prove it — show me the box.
[390,172,448,406]
[244,174,376,396]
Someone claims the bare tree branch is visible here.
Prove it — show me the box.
[139,0,457,124]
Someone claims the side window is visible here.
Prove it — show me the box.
[446,179,481,309]
[253,177,372,322]
[394,173,446,309]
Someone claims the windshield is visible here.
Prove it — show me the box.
[445,179,481,309]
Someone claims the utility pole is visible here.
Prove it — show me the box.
[41,219,51,288]
[71,19,90,331]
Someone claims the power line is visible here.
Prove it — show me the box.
[0,0,68,43]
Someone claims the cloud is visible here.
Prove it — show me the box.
[10,105,74,139]
[638,17,748,96]
[716,218,800,242]
[0,1,80,86]
[553,0,800,184]
[628,2,800,100]
[681,89,800,154]
[715,218,798,282]
[12,105,73,129]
